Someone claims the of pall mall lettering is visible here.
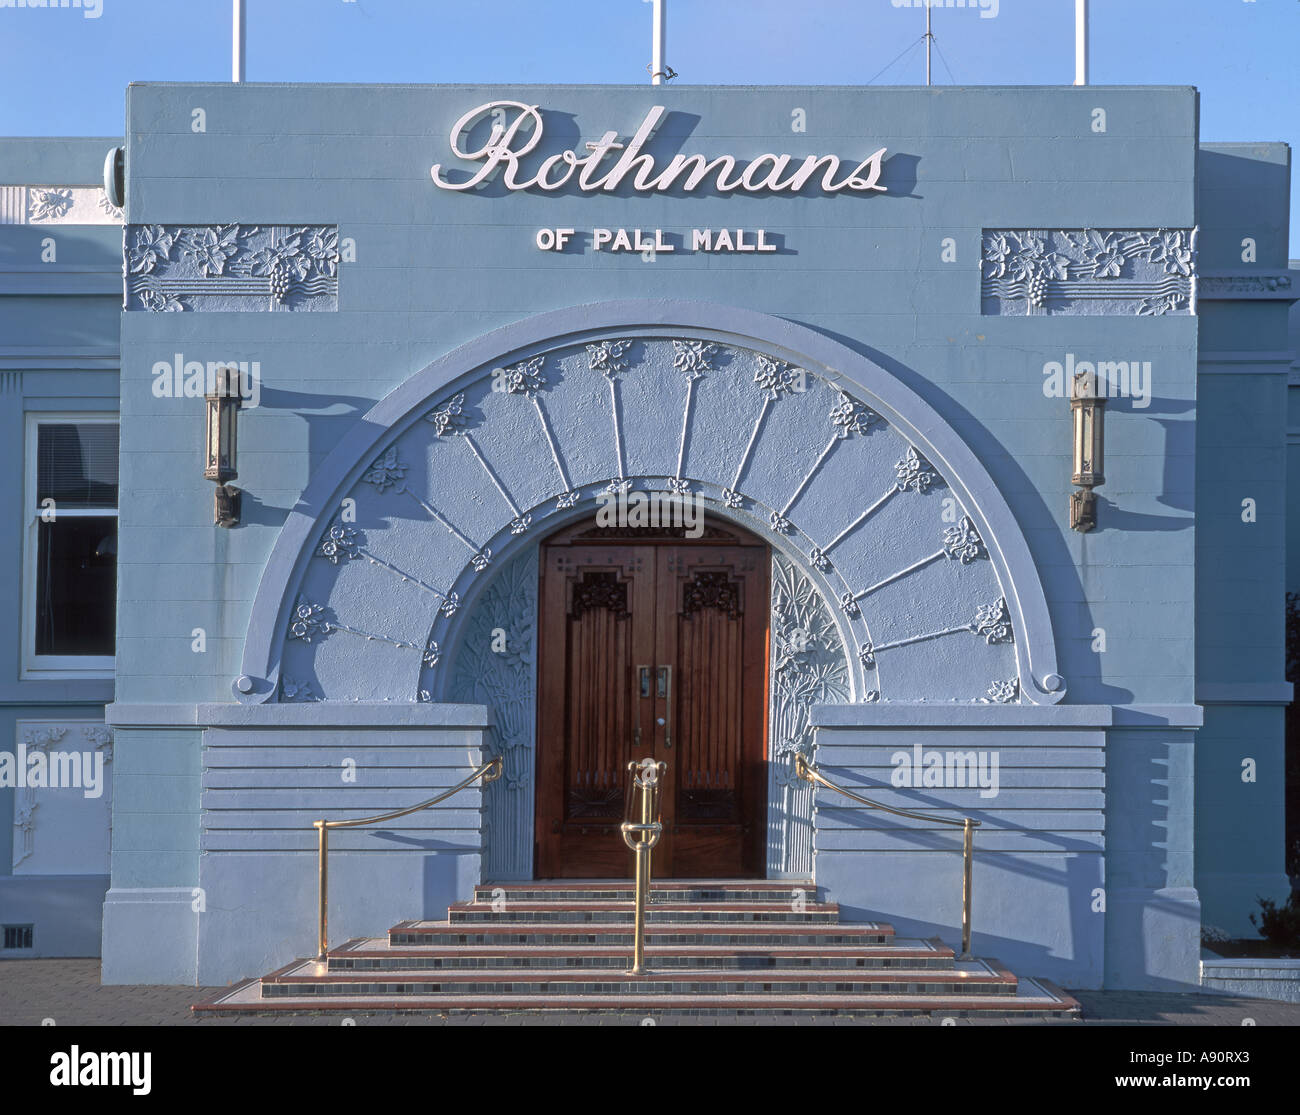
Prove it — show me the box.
[535,227,777,254]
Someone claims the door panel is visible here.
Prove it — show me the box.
[537,547,654,878]
[656,547,768,877]
[536,528,768,879]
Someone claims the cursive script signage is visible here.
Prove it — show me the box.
[430,101,889,196]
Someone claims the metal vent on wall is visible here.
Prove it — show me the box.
[3,925,33,949]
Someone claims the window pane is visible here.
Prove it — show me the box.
[37,423,119,509]
[35,517,116,656]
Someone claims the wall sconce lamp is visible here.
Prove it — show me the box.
[205,365,242,527]
[1070,369,1105,532]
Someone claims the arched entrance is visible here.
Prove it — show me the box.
[535,514,769,879]
[233,298,1064,886]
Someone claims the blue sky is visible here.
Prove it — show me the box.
[1,0,1296,252]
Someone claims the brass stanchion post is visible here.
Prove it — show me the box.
[315,819,329,961]
[620,757,665,976]
[960,817,974,960]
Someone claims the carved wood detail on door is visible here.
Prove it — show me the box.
[536,520,768,878]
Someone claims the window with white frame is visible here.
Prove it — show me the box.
[22,415,119,677]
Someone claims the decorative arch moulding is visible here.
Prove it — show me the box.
[235,300,1066,710]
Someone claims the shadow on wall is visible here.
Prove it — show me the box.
[1149,407,1195,513]
[821,739,1200,991]
[820,761,1103,983]
[247,386,376,525]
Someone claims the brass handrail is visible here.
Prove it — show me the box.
[793,752,980,960]
[311,756,502,960]
[620,758,665,975]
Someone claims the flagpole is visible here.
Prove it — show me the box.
[650,0,666,85]
[925,3,932,87]
[233,0,246,83]
[1074,0,1088,85]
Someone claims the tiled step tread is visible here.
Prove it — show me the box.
[284,951,998,977]
[261,958,1013,996]
[477,879,813,888]
[345,930,930,956]
[395,918,888,934]
[451,901,836,911]
[331,936,947,970]
[196,977,1079,1015]
[472,883,818,903]
[335,935,943,959]
[448,901,840,923]
[390,921,895,947]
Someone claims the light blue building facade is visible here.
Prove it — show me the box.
[0,83,1294,992]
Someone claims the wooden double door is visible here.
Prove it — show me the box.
[536,522,769,878]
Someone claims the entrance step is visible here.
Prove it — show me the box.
[326,935,953,972]
[471,880,818,904]
[446,900,840,925]
[193,880,1080,1019]
[197,976,1078,1018]
[391,920,893,948]
[258,957,1017,998]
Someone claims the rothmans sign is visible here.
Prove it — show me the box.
[430,101,889,195]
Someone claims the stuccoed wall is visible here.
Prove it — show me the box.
[195,707,487,986]
[811,704,1109,987]
[813,703,1202,990]
[1102,714,1200,989]
[102,703,489,985]
[115,83,1200,709]
[99,724,201,983]
[1194,144,1294,936]
[0,137,121,959]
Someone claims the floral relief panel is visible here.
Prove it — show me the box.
[0,185,122,225]
[981,228,1196,316]
[124,224,340,312]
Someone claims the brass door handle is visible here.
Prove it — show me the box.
[657,665,672,749]
[634,665,651,747]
